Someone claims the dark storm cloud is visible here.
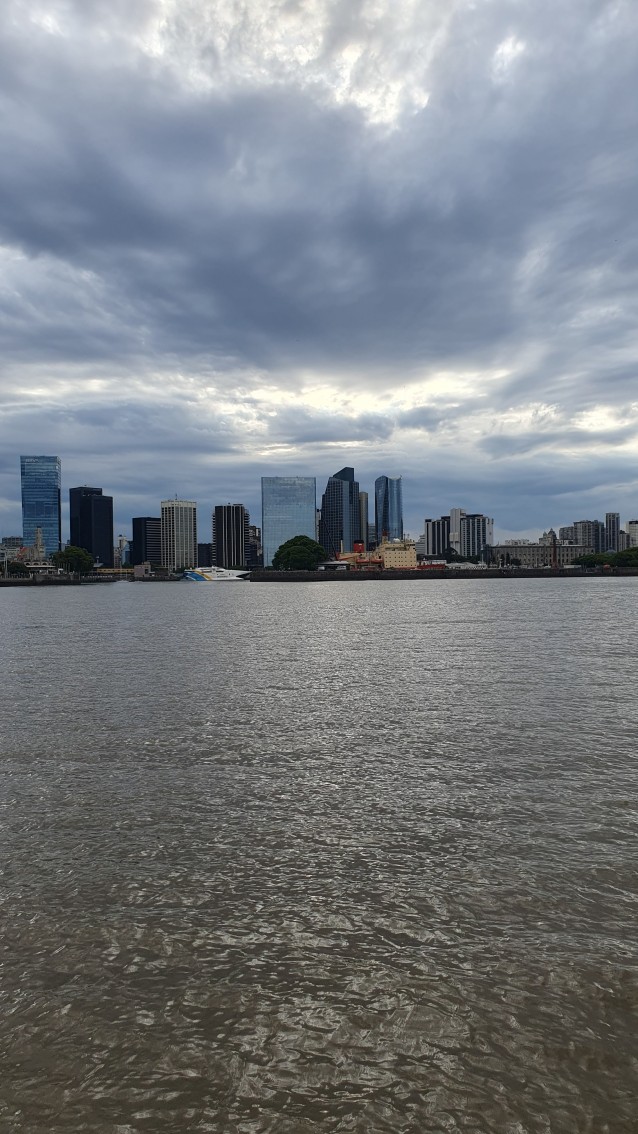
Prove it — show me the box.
[1,0,637,538]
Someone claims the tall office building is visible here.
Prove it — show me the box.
[261,477,316,567]
[605,512,620,552]
[460,514,494,559]
[20,455,61,557]
[246,524,263,568]
[573,520,605,553]
[319,467,360,556]
[421,516,451,556]
[374,476,403,543]
[626,520,638,548]
[69,486,114,567]
[212,504,250,568]
[448,508,466,554]
[161,499,197,571]
[130,517,161,566]
[358,491,369,551]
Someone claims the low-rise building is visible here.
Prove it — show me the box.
[491,541,593,568]
[377,539,417,569]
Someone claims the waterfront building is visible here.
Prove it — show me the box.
[605,512,620,552]
[0,536,23,562]
[573,520,605,552]
[212,504,249,568]
[320,467,360,557]
[559,525,576,542]
[617,530,629,551]
[20,455,61,557]
[69,486,114,567]
[492,541,594,568]
[359,491,369,551]
[460,514,494,560]
[130,517,161,566]
[197,542,213,568]
[161,499,197,572]
[261,477,316,567]
[421,516,451,557]
[113,535,130,568]
[448,508,466,554]
[374,476,403,543]
[626,520,638,548]
[377,539,417,569]
[246,525,263,568]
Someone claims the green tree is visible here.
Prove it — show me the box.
[51,546,95,575]
[7,559,30,575]
[272,535,327,571]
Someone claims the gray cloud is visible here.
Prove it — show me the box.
[1,0,637,539]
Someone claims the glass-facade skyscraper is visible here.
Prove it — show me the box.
[261,477,316,566]
[375,475,403,543]
[20,455,62,557]
[319,467,360,557]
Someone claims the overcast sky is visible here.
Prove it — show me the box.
[1,0,637,541]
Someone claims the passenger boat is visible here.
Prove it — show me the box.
[183,567,249,582]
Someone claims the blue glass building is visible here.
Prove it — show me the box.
[319,467,361,556]
[261,477,316,566]
[375,475,403,543]
[20,455,62,556]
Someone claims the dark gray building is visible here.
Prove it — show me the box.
[605,512,620,552]
[212,504,250,568]
[69,486,113,567]
[197,542,213,568]
[130,517,161,566]
[319,467,360,556]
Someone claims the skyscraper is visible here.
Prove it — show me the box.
[161,499,197,571]
[130,517,161,566]
[460,514,494,559]
[20,455,61,557]
[69,486,114,567]
[358,490,369,551]
[605,512,620,552]
[212,504,250,568]
[261,477,316,567]
[421,516,451,556]
[319,467,360,556]
[374,476,403,543]
[573,520,605,553]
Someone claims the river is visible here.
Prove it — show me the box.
[1,578,636,1132]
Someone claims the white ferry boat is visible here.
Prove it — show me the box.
[183,567,249,582]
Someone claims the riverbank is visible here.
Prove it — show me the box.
[249,568,638,581]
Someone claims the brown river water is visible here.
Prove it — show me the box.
[0,578,637,1133]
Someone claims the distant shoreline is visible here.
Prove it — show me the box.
[249,568,638,581]
[2,569,637,588]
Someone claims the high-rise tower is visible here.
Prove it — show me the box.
[69,486,114,567]
[261,477,317,567]
[212,504,250,568]
[161,499,197,571]
[20,455,61,557]
[319,467,360,556]
[374,475,403,544]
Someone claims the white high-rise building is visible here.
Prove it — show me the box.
[161,498,197,571]
[460,514,494,559]
[448,508,466,554]
[625,520,638,548]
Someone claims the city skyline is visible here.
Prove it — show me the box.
[4,453,637,551]
[0,3,637,541]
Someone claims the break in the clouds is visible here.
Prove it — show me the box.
[1,0,637,538]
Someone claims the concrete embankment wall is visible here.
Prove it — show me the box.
[250,569,594,582]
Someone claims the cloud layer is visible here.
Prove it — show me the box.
[1,0,637,538]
